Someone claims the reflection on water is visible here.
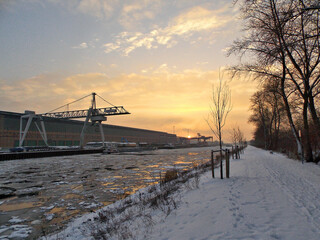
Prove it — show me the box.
[49,207,64,214]
[0,146,214,239]
[188,152,199,156]
[0,201,42,212]
[62,193,82,200]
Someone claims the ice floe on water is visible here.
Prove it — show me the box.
[84,203,101,209]
[8,217,25,224]
[40,205,55,210]
[0,224,32,239]
[31,220,41,225]
[44,213,54,221]
[0,147,216,239]
[108,189,125,194]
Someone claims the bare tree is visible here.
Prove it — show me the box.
[231,125,239,147]
[206,71,232,150]
[231,125,245,147]
[249,91,270,150]
[228,0,320,162]
[249,80,286,150]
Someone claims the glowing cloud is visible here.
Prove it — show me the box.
[73,42,88,49]
[119,1,160,29]
[103,6,233,56]
[165,6,226,36]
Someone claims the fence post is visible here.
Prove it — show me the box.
[226,149,230,178]
[236,145,239,159]
[211,150,215,178]
[220,149,223,179]
[231,146,234,159]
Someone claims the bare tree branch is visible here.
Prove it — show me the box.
[206,70,232,149]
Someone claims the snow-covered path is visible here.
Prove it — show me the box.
[149,146,320,240]
[46,146,320,240]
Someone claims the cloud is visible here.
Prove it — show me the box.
[47,0,161,24]
[0,0,118,19]
[103,6,234,56]
[72,42,88,49]
[165,6,227,36]
[47,0,117,19]
[119,1,161,29]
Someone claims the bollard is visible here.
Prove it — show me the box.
[211,150,215,178]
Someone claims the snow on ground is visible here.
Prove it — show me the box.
[45,146,320,240]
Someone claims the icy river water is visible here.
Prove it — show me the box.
[0,147,213,239]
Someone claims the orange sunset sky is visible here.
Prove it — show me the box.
[0,0,257,141]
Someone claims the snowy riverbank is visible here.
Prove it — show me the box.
[44,146,320,240]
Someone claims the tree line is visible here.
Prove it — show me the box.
[228,0,320,163]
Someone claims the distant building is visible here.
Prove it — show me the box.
[0,110,178,148]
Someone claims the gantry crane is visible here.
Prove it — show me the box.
[189,133,213,143]
[19,93,130,149]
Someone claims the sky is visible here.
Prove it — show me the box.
[0,0,257,141]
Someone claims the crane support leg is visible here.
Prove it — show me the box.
[19,115,34,147]
[34,120,48,146]
[80,108,92,149]
[98,122,105,148]
[40,120,48,145]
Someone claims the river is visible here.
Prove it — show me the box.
[0,146,214,239]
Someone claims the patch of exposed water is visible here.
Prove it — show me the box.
[0,146,214,239]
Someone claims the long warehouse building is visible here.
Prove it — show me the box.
[0,110,179,148]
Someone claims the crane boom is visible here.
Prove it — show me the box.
[40,106,130,119]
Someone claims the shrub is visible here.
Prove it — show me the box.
[161,169,178,183]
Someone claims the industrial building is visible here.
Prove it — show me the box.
[0,110,178,148]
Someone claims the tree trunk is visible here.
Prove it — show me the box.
[303,97,314,162]
[273,106,280,150]
[308,94,320,139]
[280,74,304,162]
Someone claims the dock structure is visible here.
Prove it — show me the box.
[0,111,178,149]
[0,148,104,161]
[0,93,180,150]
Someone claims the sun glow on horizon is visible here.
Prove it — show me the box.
[0,0,254,142]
